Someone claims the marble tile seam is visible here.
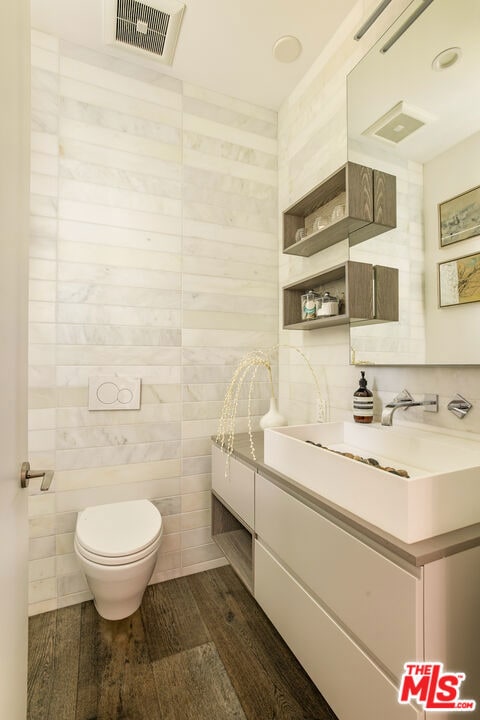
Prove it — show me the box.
[59,57,182,111]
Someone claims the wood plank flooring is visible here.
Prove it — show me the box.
[28,565,338,720]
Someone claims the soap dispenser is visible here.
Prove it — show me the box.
[353,371,373,424]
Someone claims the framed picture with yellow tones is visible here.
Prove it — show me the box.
[438,251,480,307]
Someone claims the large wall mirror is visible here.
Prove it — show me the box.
[348,0,480,364]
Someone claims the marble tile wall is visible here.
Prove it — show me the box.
[28,29,278,615]
[29,0,480,615]
[277,0,480,431]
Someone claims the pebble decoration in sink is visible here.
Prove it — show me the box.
[305,440,410,477]
[265,422,480,542]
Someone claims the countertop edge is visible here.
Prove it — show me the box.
[212,434,480,568]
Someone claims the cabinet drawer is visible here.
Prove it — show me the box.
[255,541,421,720]
[211,444,254,529]
[255,474,422,678]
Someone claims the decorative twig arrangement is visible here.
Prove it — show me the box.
[216,345,327,463]
[216,350,272,462]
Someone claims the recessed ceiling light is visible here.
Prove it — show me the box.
[432,47,462,71]
[273,35,302,63]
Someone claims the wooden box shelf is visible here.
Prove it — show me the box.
[283,260,398,330]
[350,169,397,247]
[283,162,396,257]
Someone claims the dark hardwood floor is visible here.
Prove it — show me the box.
[28,565,338,720]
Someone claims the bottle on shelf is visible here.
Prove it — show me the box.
[353,371,373,424]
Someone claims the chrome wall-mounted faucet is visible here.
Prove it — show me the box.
[381,389,438,426]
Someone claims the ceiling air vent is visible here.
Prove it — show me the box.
[104,0,185,65]
[362,101,435,145]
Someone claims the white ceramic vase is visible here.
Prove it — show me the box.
[260,397,286,430]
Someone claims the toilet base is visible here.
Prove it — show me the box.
[92,589,146,621]
[75,540,160,621]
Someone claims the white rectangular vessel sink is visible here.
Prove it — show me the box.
[264,422,480,543]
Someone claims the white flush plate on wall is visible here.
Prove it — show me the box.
[88,376,141,411]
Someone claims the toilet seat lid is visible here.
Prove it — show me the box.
[76,500,162,557]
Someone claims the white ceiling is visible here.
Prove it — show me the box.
[348,0,480,163]
[30,0,359,110]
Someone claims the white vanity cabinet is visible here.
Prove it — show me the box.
[211,444,255,592]
[254,472,423,720]
[210,440,480,720]
[211,444,254,528]
[255,473,423,676]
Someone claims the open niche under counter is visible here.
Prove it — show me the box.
[283,260,398,330]
[283,161,396,257]
[211,444,254,593]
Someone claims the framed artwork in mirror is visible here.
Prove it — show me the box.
[438,250,480,307]
[439,184,480,247]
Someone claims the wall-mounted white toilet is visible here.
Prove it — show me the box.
[74,499,163,621]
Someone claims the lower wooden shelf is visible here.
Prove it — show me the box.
[212,492,253,594]
[283,260,398,330]
[284,314,350,331]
